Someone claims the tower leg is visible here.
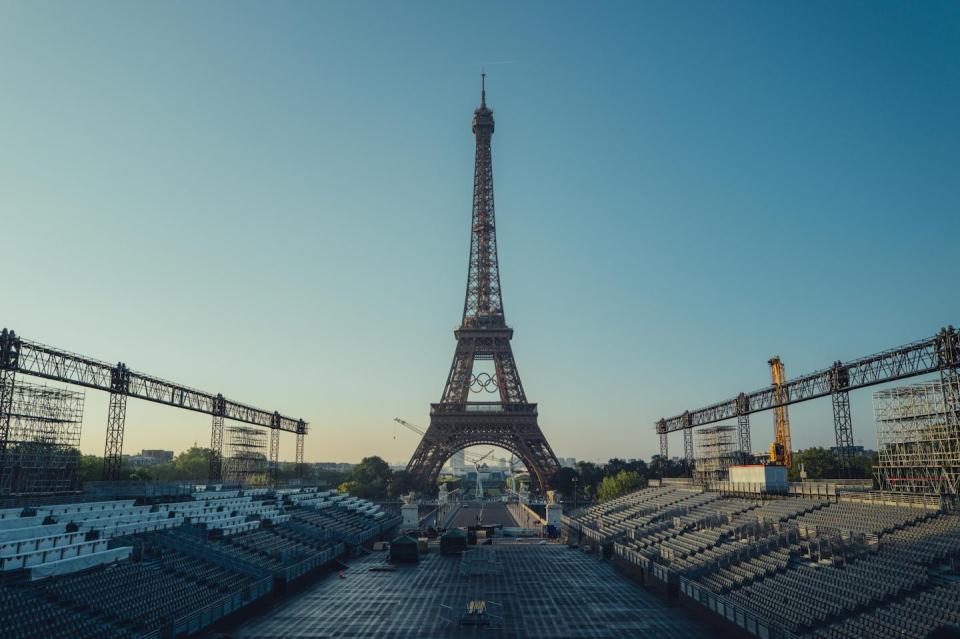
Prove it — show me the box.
[295,423,305,480]
[737,414,751,461]
[270,428,280,486]
[209,413,224,482]
[942,366,960,430]
[0,369,15,493]
[941,364,960,494]
[102,391,127,481]
[832,390,854,478]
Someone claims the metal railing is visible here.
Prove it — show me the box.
[679,576,800,639]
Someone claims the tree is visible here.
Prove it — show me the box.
[596,470,647,502]
[343,456,392,499]
[575,461,604,494]
[551,467,580,499]
[388,470,414,498]
[79,454,102,483]
[789,447,836,481]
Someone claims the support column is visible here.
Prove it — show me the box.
[938,329,960,495]
[208,394,225,482]
[682,412,694,475]
[938,327,960,425]
[0,330,20,473]
[295,419,306,480]
[736,393,751,461]
[658,429,668,460]
[270,412,281,486]
[830,362,854,479]
[102,362,130,481]
[683,427,694,465]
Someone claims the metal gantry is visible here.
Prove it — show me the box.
[0,328,308,484]
[655,327,960,475]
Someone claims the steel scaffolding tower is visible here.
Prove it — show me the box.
[692,425,738,486]
[224,425,268,486]
[0,379,84,495]
[874,381,960,497]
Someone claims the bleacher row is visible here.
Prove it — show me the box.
[0,486,400,639]
[278,488,399,545]
[565,486,960,639]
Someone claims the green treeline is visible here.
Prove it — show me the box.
[74,447,877,504]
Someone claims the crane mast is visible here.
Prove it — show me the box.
[768,356,792,468]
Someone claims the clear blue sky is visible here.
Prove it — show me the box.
[1,2,957,464]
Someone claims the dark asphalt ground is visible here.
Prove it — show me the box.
[448,502,518,528]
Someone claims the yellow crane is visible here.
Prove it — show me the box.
[768,356,793,468]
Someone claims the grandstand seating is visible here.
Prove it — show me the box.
[0,583,131,639]
[0,486,398,638]
[809,582,960,639]
[566,485,960,639]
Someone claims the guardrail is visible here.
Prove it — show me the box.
[679,576,800,639]
[156,530,269,580]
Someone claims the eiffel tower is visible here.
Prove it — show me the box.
[406,76,560,493]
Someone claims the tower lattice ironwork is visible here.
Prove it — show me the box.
[406,77,560,493]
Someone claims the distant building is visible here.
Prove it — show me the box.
[312,462,355,473]
[122,449,175,467]
[559,457,577,468]
[141,449,174,464]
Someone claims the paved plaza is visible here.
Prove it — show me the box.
[227,543,715,638]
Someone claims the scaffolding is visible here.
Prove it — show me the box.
[223,425,268,486]
[693,425,738,486]
[0,379,85,495]
[874,381,960,497]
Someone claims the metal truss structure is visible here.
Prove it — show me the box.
[693,425,737,486]
[0,379,84,495]
[873,381,960,497]
[830,362,854,478]
[269,422,280,486]
[209,394,226,482]
[0,328,307,482]
[295,421,305,480]
[736,393,751,457]
[656,326,960,474]
[224,425,268,486]
[406,78,560,493]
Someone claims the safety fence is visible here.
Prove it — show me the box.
[679,576,800,639]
